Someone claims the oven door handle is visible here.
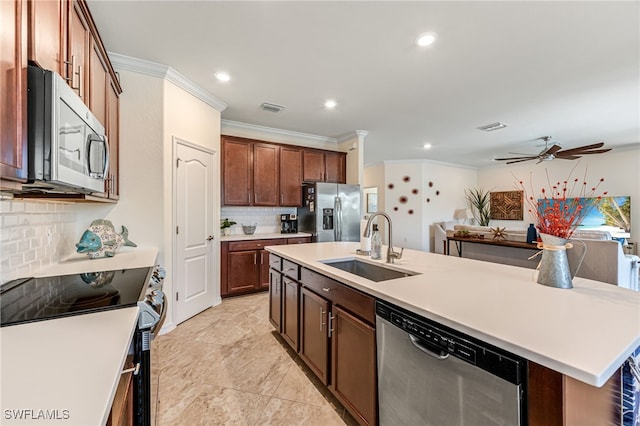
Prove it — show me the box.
[121,362,140,376]
[152,291,168,338]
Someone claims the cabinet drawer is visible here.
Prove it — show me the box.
[282,259,300,280]
[301,268,375,325]
[287,237,311,244]
[228,239,286,252]
[269,254,283,271]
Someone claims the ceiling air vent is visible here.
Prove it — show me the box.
[477,122,508,132]
[260,102,285,113]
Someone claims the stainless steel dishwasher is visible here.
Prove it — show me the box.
[376,300,527,426]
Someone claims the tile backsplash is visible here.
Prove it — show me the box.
[220,206,296,235]
[0,200,77,283]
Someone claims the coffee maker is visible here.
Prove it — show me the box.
[280,214,298,234]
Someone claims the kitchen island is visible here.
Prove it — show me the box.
[266,241,640,424]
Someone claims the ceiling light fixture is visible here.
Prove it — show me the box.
[477,122,508,132]
[324,100,337,109]
[214,71,231,82]
[416,32,437,47]
[423,143,432,149]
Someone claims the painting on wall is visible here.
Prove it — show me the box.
[366,193,378,213]
[490,190,524,220]
[539,195,631,234]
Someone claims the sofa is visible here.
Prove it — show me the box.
[433,222,639,290]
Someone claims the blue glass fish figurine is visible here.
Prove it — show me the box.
[76,219,137,259]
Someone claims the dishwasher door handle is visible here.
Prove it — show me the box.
[408,334,449,360]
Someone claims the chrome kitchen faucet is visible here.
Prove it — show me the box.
[363,212,403,263]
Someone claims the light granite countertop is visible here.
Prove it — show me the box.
[0,247,159,425]
[266,241,640,387]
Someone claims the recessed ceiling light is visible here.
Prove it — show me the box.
[214,71,231,82]
[423,143,432,149]
[416,32,437,47]
[324,100,337,109]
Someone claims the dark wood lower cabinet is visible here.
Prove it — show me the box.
[268,270,282,332]
[299,287,330,384]
[331,306,377,426]
[270,261,377,425]
[282,276,301,352]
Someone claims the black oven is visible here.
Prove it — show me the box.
[0,266,166,425]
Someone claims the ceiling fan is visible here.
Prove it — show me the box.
[494,136,612,164]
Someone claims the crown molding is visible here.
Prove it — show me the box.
[107,52,227,112]
[336,130,368,143]
[221,120,337,144]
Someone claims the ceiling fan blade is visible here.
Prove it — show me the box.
[542,144,562,156]
[506,158,536,164]
[565,148,612,155]
[554,154,582,160]
[494,156,537,161]
[555,142,605,156]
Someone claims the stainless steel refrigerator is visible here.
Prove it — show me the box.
[298,183,361,242]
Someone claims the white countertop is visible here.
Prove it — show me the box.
[0,247,159,425]
[220,232,312,242]
[266,242,640,387]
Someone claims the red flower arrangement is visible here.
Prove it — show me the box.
[515,166,607,239]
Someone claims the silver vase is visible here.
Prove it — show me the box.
[536,233,574,289]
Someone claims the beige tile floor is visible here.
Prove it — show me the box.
[151,292,358,426]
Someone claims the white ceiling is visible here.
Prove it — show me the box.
[86,1,640,167]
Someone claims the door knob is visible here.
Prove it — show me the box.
[206,236,214,241]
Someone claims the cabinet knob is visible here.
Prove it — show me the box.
[322,287,332,293]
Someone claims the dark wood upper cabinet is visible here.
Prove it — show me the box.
[0,0,28,186]
[222,136,344,206]
[105,78,119,198]
[324,151,346,183]
[302,149,325,182]
[27,0,64,74]
[222,137,252,206]
[279,146,303,206]
[89,37,107,126]
[253,143,279,206]
[67,0,90,103]
[303,149,346,183]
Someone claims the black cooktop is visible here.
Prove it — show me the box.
[0,267,152,327]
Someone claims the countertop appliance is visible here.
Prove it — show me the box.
[0,266,166,425]
[25,65,109,194]
[280,213,298,234]
[298,182,361,242]
[376,300,527,425]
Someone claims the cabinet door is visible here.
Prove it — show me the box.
[302,150,325,182]
[324,152,346,183]
[227,250,259,294]
[282,277,300,352]
[300,288,330,384]
[67,0,90,103]
[0,0,28,183]
[89,37,108,127]
[106,78,119,198]
[269,270,282,332]
[259,249,271,290]
[279,146,303,206]
[222,138,252,206]
[253,143,279,206]
[27,0,64,74]
[331,306,377,425]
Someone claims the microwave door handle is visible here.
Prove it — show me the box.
[86,134,109,179]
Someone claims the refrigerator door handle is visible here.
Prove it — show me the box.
[335,196,342,241]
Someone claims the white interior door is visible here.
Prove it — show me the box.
[175,140,216,324]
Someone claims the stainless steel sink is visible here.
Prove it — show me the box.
[322,259,419,282]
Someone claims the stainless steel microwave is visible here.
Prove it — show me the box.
[26,66,108,193]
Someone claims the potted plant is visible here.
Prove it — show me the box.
[220,218,236,236]
[465,188,491,226]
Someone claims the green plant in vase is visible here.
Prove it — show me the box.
[465,188,491,226]
[220,218,236,235]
